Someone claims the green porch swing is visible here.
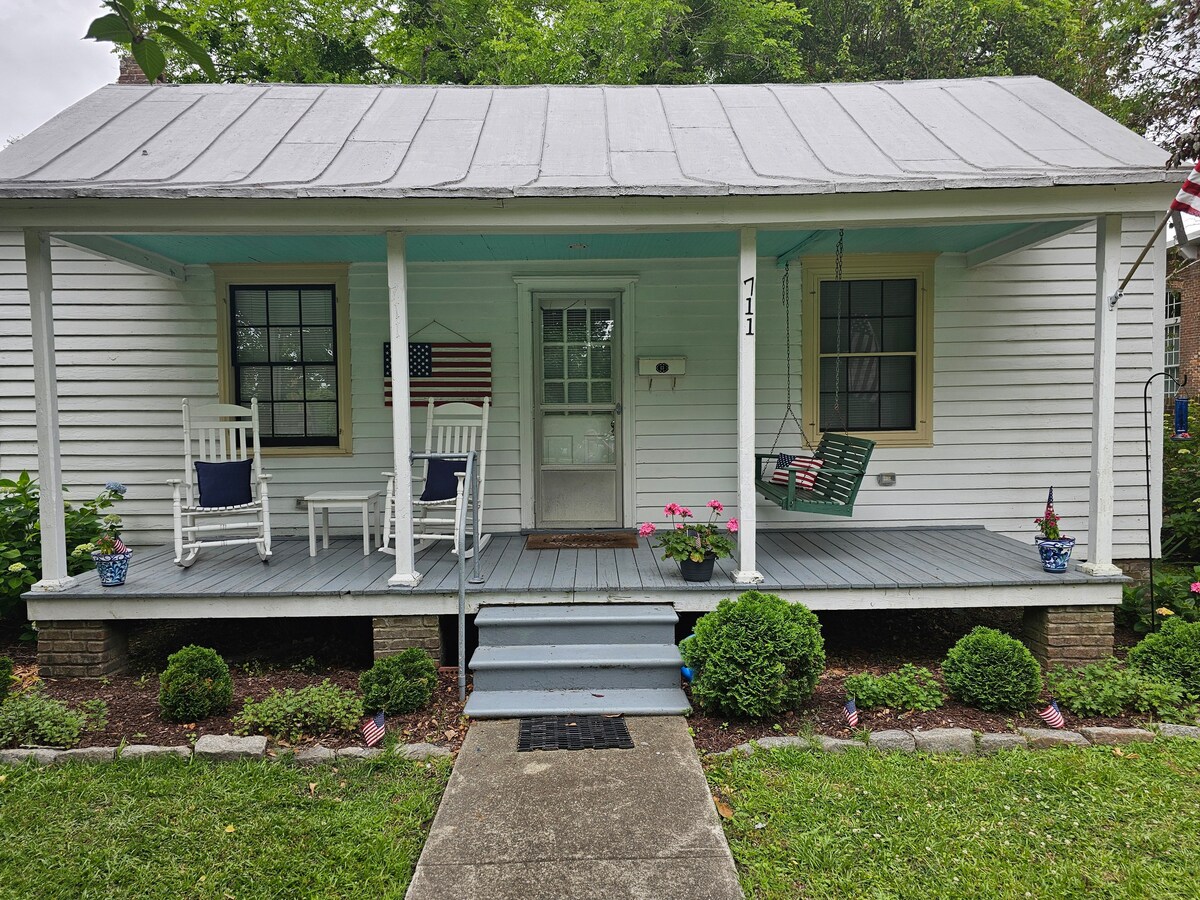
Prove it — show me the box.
[753,230,876,516]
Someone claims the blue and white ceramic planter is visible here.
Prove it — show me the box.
[92,550,132,586]
[1034,537,1075,573]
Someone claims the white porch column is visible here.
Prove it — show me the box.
[1082,214,1123,576]
[734,227,763,584]
[24,229,75,592]
[386,232,420,587]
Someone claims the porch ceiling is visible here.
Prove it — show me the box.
[111,221,1077,265]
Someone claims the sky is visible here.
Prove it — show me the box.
[0,0,117,145]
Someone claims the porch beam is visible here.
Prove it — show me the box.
[386,231,421,587]
[53,234,187,281]
[1082,214,1123,576]
[23,229,76,592]
[963,220,1089,268]
[734,227,763,584]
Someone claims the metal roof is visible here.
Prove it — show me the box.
[0,78,1172,201]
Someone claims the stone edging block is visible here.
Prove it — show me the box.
[194,734,269,761]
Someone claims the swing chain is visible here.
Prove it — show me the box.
[768,262,808,460]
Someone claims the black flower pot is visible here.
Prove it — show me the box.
[679,554,717,583]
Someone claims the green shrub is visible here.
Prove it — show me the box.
[1048,657,1197,721]
[0,472,127,619]
[1119,567,1200,632]
[0,656,13,703]
[681,590,825,719]
[844,664,944,712]
[233,680,362,742]
[359,649,437,715]
[1127,618,1200,696]
[1161,408,1200,560]
[0,687,106,749]
[158,645,234,723]
[942,626,1042,712]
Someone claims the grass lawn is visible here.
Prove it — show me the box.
[706,738,1200,900]
[0,753,451,900]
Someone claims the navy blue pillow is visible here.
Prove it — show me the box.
[195,459,253,508]
[420,458,467,502]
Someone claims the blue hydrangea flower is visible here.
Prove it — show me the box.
[105,481,127,496]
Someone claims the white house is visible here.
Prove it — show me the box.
[0,77,1176,700]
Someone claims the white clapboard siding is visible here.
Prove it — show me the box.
[0,219,1162,558]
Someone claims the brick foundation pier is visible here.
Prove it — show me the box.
[1022,605,1115,668]
[372,615,443,663]
[36,620,129,678]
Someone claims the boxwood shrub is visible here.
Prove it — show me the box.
[942,626,1042,712]
[681,590,825,719]
[359,648,438,715]
[158,645,234,723]
[1127,618,1200,695]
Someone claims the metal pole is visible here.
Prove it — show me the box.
[457,451,472,702]
[470,451,484,584]
[1143,371,1185,633]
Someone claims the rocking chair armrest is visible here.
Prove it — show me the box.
[257,473,273,482]
[381,471,395,478]
[166,478,182,486]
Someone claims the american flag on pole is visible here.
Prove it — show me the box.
[1171,160,1200,218]
[843,697,859,728]
[1038,698,1065,729]
[361,710,386,747]
[384,342,492,408]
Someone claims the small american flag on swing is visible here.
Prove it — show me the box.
[384,342,492,408]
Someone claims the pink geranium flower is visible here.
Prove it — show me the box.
[726,517,739,533]
[638,522,656,537]
[1191,581,1200,594]
[707,499,724,513]
[679,507,693,518]
[664,502,682,516]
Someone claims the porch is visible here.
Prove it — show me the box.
[28,525,1124,621]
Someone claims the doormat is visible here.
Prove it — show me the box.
[525,531,639,550]
[518,715,634,752]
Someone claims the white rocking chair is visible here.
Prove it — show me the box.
[168,399,273,568]
[382,398,490,558]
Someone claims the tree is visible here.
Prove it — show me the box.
[85,0,217,83]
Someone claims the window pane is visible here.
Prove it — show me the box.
[273,366,304,401]
[591,344,611,379]
[820,281,848,318]
[233,289,267,326]
[301,327,334,362]
[847,393,880,430]
[566,308,588,343]
[880,392,916,429]
[880,357,914,391]
[300,288,333,326]
[543,346,564,380]
[305,402,338,436]
[305,365,337,401]
[819,318,841,354]
[881,279,916,316]
[567,381,589,403]
[567,347,589,379]
[849,280,882,317]
[256,403,273,436]
[270,326,301,363]
[235,327,268,363]
[846,357,879,392]
[268,289,300,325]
[592,381,612,403]
[544,382,565,404]
[848,317,881,352]
[239,366,270,402]
[542,309,563,342]
[591,309,614,341]
[881,316,915,352]
[272,402,305,435]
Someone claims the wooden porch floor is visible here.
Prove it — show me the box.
[30,526,1125,619]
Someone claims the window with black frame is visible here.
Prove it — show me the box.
[817,277,918,432]
[229,284,339,446]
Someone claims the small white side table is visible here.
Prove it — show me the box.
[304,490,383,557]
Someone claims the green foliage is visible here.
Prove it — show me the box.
[843,664,944,712]
[941,626,1042,712]
[1127,618,1200,697]
[1162,410,1200,560]
[0,472,127,619]
[0,687,105,749]
[1119,566,1200,633]
[233,679,362,742]
[1047,657,1197,722]
[682,590,825,719]
[0,655,12,703]
[84,0,218,82]
[359,649,437,715]
[157,645,233,723]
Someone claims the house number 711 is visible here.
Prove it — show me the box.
[743,276,755,336]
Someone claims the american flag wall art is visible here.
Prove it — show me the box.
[384,342,492,408]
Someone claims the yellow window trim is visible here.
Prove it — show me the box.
[801,253,936,449]
[213,264,353,457]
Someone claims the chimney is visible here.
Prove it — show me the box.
[117,55,151,85]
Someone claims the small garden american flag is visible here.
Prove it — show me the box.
[843,697,859,728]
[384,342,492,408]
[1038,698,1065,729]
[361,711,386,747]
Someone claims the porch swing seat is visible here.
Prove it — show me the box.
[754,433,876,516]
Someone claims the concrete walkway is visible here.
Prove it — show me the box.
[406,716,743,899]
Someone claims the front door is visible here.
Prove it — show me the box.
[534,295,622,528]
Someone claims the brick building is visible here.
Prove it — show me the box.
[1167,251,1200,403]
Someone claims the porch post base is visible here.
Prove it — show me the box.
[1022,605,1114,669]
[733,570,764,585]
[373,615,442,664]
[30,575,78,593]
[1078,562,1123,577]
[388,571,422,587]
[37,620,129,678]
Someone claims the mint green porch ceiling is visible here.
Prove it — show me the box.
[117,223,1050,264]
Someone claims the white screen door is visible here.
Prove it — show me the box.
[535,295,622,528]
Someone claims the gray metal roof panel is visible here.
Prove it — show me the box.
[0,78,1172,200]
